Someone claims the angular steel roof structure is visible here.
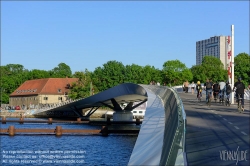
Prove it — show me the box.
[41,83,148,116]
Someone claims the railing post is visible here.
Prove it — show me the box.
[48,118,52,125]
[136,118,140,125]
[55,126,62,136]
[19,117,24,124]
[106,117,111,125]
[101,126,108,136]
[2,117,6,124]
[8,126,15,136]
[77,118,81,124]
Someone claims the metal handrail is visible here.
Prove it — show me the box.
[129,85,187,166]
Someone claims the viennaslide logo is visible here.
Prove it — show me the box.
[220,146,248,165]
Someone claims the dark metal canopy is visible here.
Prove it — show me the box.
[47,83,148,113]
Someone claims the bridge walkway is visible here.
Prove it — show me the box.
[178,92,249,166]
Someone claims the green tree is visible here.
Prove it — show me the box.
[190,65,207,83]
[0,76,15,103]
[68,70,96,99]
[141,65,154,84]
[200,56,227,82]
[234,52,250,86]
[149,67,164,85]
[123,64,163,85]
[162,60,193,86]
[191,56,227,84]
[50,63,72,78]
[0,64,29,104]
[92,60,126,91]
[28,69,50,80]
[124,64,144,84]
[5,64,26,73]
[91,66,103,91]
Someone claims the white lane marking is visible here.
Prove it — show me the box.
[241,132,247,135]
[223,118,227,121]
[234,126,239,129]
[218,115,222,117]
[228,122,233,124]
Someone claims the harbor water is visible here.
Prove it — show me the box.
[0,118,138,166]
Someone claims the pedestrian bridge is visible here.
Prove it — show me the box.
[29,83,186,166]
[25,83,250,166]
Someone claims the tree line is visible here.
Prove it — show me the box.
[1,53,249,104]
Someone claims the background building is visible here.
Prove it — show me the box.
[196,36,228,69]
[9,78,78,108]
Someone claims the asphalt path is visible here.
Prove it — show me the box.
[178,92,250,166]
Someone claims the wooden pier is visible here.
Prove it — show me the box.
[0,117,142,125]
[0,125,139,136]
[0,117,141,136]
[0,117,88,124]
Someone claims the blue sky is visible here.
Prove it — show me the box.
[1,1,249,73]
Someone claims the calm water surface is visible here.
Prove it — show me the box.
[0,118,138,166]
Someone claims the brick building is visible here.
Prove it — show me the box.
[9,78,78,107]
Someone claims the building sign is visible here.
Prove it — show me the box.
[227,36,232,78]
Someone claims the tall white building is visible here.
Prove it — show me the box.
[196,36,228,69]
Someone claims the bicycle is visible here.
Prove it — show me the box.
[219,91,224,104]
[214,91,219,103]
[207,91,211,106]
[224,94,231,106]
[237,94,244,113]
[197,91,202,102]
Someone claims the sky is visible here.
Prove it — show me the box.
[1,1,249,73]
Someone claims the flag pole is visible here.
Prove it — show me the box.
[231,25,235,104]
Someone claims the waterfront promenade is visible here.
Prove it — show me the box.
[179,92,249,166]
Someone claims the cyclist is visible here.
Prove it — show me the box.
[223,80,232,103]
[196,81,202,99]
[213,81,220,101]
[204,78,213,104]
[233,77,246,111]
[219,80,226,102]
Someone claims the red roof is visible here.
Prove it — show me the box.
[10,78,78,96]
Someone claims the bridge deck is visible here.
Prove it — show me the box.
[179,92,249,166]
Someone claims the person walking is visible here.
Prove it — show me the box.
[182,82,185,92]
[191,81,196,94]
[183,80,189,93]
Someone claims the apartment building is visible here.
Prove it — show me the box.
[196,36,228,69]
